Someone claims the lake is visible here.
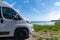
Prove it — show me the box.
[31,21,55,25]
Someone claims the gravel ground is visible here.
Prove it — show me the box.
[0,31,60,40]
[26,32,39,40]
[26,31,60,40]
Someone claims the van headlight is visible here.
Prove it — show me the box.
[29,24,33,28]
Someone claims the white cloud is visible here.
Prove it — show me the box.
[45,10,60,21]
[24,0,29,3]
[11,2,16,6]
[55,2,60,6]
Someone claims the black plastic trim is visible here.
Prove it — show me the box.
[0,32,9,35]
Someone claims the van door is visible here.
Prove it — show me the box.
[0,7,23,35]
[0,7,9,35]
[1,7,16,34]
[0,7,16,35]
[1,7,22,35]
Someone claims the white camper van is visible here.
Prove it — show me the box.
[0,0,34,40]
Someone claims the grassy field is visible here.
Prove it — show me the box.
[32,21,60,40]
[33,21,60,32]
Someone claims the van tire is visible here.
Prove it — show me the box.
[14,28,29,40]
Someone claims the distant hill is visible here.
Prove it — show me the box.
[51,20,60,22]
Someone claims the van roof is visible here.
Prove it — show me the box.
[0,1,12,8]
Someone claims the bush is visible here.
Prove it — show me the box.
[55,21,60,26]
[53,37,58,40]
[37,37,43,40]
[45,38,53,40]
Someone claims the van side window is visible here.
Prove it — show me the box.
[2,7,22,20]
[2,7,13,19]
[0,7,2,18]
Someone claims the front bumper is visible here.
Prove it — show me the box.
[28,24,34,34]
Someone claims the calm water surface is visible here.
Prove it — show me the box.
[31,21,55,25]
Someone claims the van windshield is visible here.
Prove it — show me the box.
[2,7,22,20]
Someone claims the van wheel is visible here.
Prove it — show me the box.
[14,28,29,40]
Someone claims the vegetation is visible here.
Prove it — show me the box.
[32,21,60,40]
[37,37,43,40]
[33,21,60,32]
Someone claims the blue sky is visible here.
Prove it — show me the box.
[4,0,60,21]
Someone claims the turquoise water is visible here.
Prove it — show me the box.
[31,21,55,25]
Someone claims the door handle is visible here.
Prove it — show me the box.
[1,19,3,23]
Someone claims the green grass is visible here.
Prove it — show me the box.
[37,37,43,40]
[33,21,60,32]
[33,21,60,40]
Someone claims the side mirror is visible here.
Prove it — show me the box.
[13,15,18,20]
[13,14,21,20]
[26,20,30,23]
